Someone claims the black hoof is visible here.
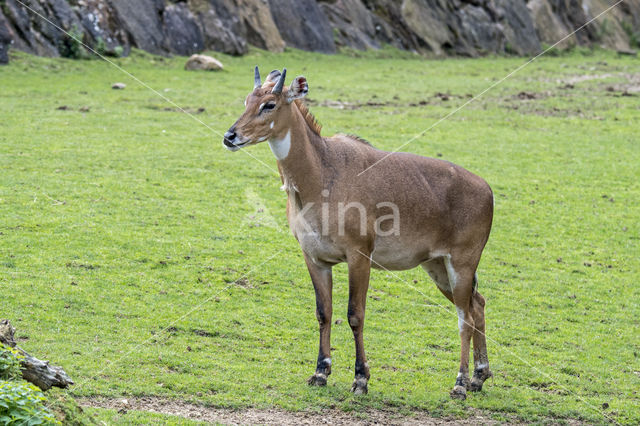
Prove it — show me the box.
[470,367,492,392]
[450,385,467,400]
[307,373,327,386]
[470,379,483,392]
[351,377,368,395]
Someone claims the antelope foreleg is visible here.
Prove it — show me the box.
[304,254,333,386]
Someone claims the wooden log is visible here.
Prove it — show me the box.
[0,319,74,391]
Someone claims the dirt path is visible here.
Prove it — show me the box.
[80,396,504,425]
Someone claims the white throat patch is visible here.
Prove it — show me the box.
[268,130,291,160]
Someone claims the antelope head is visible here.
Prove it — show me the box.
[223,66,308,151]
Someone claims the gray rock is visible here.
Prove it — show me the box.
[268,0,336,53]
[400,0,457,55]
[321,0,402,50]
[193,0,248,56]
[236,0,285,52]
[458,4,504,55]
[77,0,130,57]
[3,0,59,56]
[495,0,541,55]
[109,0,165,55]
[162,3,204,56]
[0,9,12,64]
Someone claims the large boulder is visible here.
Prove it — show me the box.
[268,0,336,53]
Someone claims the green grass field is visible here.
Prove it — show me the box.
[1,47,639,424]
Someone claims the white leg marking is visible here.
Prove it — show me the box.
[456,306,465,333]
[323,357,331,366]
[443,254,458,289]
[268,130,291,160]
[475,363,489,370]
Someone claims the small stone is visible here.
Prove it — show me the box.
[56,105,69,110]
[112,82,126,90]
[79,106,90,112]
[334,319,343,325]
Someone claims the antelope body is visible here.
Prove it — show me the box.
[223,68,494,399]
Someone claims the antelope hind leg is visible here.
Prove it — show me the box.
[470,288,492,391]
[347,250,371,395]
[445,256,478,400]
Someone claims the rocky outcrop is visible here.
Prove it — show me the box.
[162,2,205,56]
[320,0,405,50]
[268,0,336,53]
[0,0,639,64]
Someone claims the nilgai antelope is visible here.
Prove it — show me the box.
[223,67,494,399]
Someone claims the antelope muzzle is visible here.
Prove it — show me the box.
[223,127,247,151]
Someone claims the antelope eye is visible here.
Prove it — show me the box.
[260,102,276,113]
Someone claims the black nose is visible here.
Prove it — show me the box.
[223,130,236,147]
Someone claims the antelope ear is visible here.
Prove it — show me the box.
[287,76,308,103]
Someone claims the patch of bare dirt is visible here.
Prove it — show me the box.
[305,93,466,110]
[558,73,614,85]
[80,396,504,425]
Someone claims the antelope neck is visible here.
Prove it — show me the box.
[271,107,325,198]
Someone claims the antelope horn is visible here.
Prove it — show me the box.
[254,66,261,89]
[272,68,286,94]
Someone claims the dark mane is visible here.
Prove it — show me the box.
[294,99,322,136]
[339,133,374,147]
